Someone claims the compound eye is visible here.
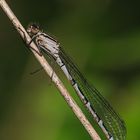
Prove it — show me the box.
[32,24,39,30]
[27,23,40,36]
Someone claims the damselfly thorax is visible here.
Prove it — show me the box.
[35,32,59,58]
[27,24,60,58]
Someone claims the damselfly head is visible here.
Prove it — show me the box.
[27,23,40,37]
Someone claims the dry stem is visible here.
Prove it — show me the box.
[0,0,101,140]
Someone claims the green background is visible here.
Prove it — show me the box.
[0,0,140,139]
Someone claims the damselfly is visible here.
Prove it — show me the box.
[27,24,126,140]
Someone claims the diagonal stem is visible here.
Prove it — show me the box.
[0,0,101,140]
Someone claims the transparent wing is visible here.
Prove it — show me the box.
[59,47,126,140]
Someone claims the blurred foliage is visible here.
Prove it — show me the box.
[0,0,140,139]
